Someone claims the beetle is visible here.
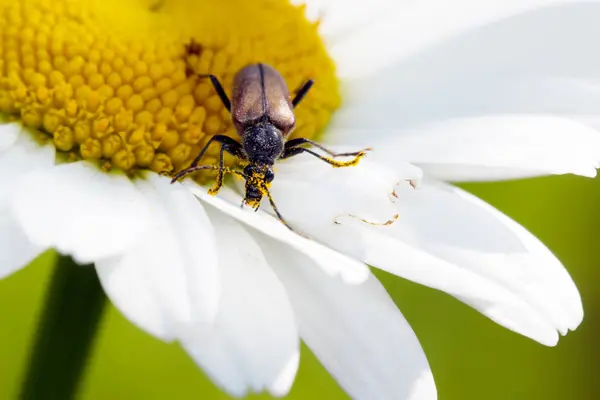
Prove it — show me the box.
[171,61,369,231]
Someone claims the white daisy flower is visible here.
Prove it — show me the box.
[1,0,598,399]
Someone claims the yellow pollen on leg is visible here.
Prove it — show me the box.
[0,0,340,179]
[328,151,368,168]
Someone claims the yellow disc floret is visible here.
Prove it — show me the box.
[0,0,340,179]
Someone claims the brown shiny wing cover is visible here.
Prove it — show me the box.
[231,64,296,135]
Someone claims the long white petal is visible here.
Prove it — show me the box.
[357,181,582,345]
[143,174,220,325]
[329,116,600,181]
[327,0,600,78]
[257,235,436,400]
[95,174,219,340]
[181,208,298,398]
[0,126,54,277]
[11,161,153,264]
[187,184,369,284]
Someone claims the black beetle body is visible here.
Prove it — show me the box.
[173,56,369,232]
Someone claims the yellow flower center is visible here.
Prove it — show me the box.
[0,0,340,179]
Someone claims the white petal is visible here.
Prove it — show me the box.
[269,351,300,397]
[342,75,600,129]
[257,236,436,400]
[328,0,600,78]
[0,125,54,278]
[329,116,600,181]
[10,161,152,264]
[294,0,397,43]
[328,3,600,181]
[96,174,219,340]
[0,123,20,153]
[180,209,298,398]
[355,181,582,345]
[0,207,44,278]
[0,128,55,205]
[275,152,420,223]
[264,153,421,259]
[187,184,369,284]
[354,224,560,345]
[95,253,173,341]
[143,174,220,324]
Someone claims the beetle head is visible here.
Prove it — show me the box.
[242,163,275,209]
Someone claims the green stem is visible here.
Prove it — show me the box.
[20,254,107,400]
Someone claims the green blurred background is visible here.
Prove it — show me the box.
[1,175,598,399]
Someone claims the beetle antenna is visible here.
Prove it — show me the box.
[170,165,246,183]
[265,187,291,229]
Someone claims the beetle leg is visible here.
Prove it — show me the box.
[171,135,244,182]
[284,137,371,157]
[291,79,314,108]
[198,74,231,112]
[212,135,246,160]
[208,143,228,195]
[191,134,243,169]
[281,146,367,168]
[170,165,245,184]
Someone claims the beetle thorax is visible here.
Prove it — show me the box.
[242,123,284,165]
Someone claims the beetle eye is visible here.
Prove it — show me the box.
[264,169,274,183]
[243,165,255,177]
